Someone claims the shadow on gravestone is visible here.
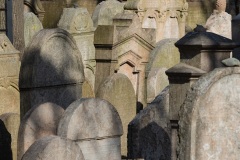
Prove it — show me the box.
[0,119,12,160]
[19,28,84,119]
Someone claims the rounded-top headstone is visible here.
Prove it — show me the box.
[18,102,64,160]
[92,0,124,27]
[19,28,84,89]
[22,136,85,160]
[58,98,123,140]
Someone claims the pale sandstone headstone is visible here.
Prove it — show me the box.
[58,7,96,92]
[17,102,64,160]
[22,136,85,160]
[146,38,180,103]
[19,28,84,118]
[0,34,20,116]
[24,12,43,47]
[0,113,20,160]
[128,87,171,160]
[96,73,136,157]
[0,119,12,160]
[179,67,240,160]
[92,0,124,27]
[58,98,123,160]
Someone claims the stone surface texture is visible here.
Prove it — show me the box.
[58,98,123,160]
[24,12,43,47]
[58,7,96,92]
[22,136,85,160]
[128,87,171,160]
[92,0,124,27]
[179,67,240,160]
[146,39,179,103]
[17,102,64,160]
[0,34,20,116]
[96,73,136,157]
[19,28,84,117]
[124,0,188,41]
[0,113,20,160]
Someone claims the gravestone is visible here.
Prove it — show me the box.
[19,28,84,118]
[128,87,171,160]
[22,136,85,160]
[146,38,179,103]
[24,12,43,47]
[58,98,123,160]
[58,7,96,92]
[17,102,64,160]
[24,0,45,22]
[124,0,188,42]
[205,0,232,39]
[96,73,136,157]
[0,113,20,160]
[92,0,124,27]
[0,34,20,116]
[179,67,240,160]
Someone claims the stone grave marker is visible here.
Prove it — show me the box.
[96,73,136,157]
[92,0,124,27]
[58,7,96,93]
[128,87,171,160]
[19,28,85,118]
[22,136,85,160]
[58,98,123,160]
[0,113,20,160]
[146,38,179,103]
[17,102,64,160]
[179,67,240,160]
[24,12,43,47]
[0,34,20,116]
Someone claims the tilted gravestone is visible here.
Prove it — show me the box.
[128,87,171,160]
[0,113,20,160]
[96,73,136,157]
[24,12,43,47]
[0,34,20,116]
[22,136,85,160]
[58,7,96,94]
[17,102,64,160]
[179,67,240,160]
[19,28,85,118]
[58,98,123,160]
[146,38,179,103]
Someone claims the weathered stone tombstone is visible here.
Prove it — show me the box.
[124,0,188,42]
[96,73,136,157]
[146,38,179,103]
[179,67,240,160]
[58,98,123,160]
[22,136,85,160]
[17,102,64,160]
[24,12,43,47]
[0,113,20,160]
[19,28,84,118]
[0,34,20,116]
[128,87,171,160]
[24,0,45,22]
[205,0,232,39]
[58,7,96,93]
[92,0,124,27]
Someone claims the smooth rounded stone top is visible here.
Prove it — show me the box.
[24,12,43,47]
[92,0,124,27]
[19,28,85,89]
[58,98,123,140]
[18,102,64,160]
[22,136,85,160]
[58,7,95,34]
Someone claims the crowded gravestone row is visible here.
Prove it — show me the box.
[1,0,240,160]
